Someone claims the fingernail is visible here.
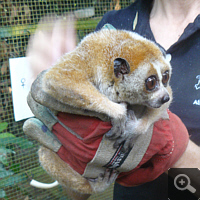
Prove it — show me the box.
[41,125,48,133]
[105,130,112,137]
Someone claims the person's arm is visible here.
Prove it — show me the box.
[170,140,200,198]
[173,140,200,168]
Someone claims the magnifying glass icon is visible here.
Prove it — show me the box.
[174,174,196,193]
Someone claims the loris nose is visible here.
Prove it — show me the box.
[161,94,170,104]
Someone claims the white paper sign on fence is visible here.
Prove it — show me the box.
[9,57,34,121]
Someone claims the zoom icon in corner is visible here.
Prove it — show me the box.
[174,174,196,193]
[168,168,200,200]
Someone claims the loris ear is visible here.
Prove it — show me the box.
[166,54,171,62]
[114,58,130,78]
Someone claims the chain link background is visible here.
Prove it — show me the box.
[0,1,133,199]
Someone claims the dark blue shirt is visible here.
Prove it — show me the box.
[96,0,200,145]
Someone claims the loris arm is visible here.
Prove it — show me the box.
[31,70,110,121]
[108,105,170,150]
[31,69,128,139]
[39,68,126,120]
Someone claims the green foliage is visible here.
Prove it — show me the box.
[0,164,14,178]
[0,189,6,198]
[0,122,8,132]
[0,137,33,149]
[0,122,33,197]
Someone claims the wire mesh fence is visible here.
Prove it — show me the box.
[0,0,133,199]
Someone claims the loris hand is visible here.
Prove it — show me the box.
[105,102,127,140]
[86,169,119,193]
[108,109,139,150]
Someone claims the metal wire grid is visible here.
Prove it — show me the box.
[0,0,133,199]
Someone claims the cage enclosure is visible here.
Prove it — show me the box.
[0,0,133,199]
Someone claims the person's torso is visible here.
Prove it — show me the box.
[96,0,200,144]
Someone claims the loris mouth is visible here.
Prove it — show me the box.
[144,101,162,109]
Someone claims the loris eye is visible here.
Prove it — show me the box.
[145,76,157,91]
[162,70,169,86]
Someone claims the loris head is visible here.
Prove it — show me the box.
[111,32,172,108]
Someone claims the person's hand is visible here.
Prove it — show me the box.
[116,110,189,186]
[24,92,189,190]
[26,14,76,84]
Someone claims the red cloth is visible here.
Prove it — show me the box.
[53,113,112,174]
[52,110,189,186]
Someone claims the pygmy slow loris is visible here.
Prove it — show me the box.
[31,28,172,150]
